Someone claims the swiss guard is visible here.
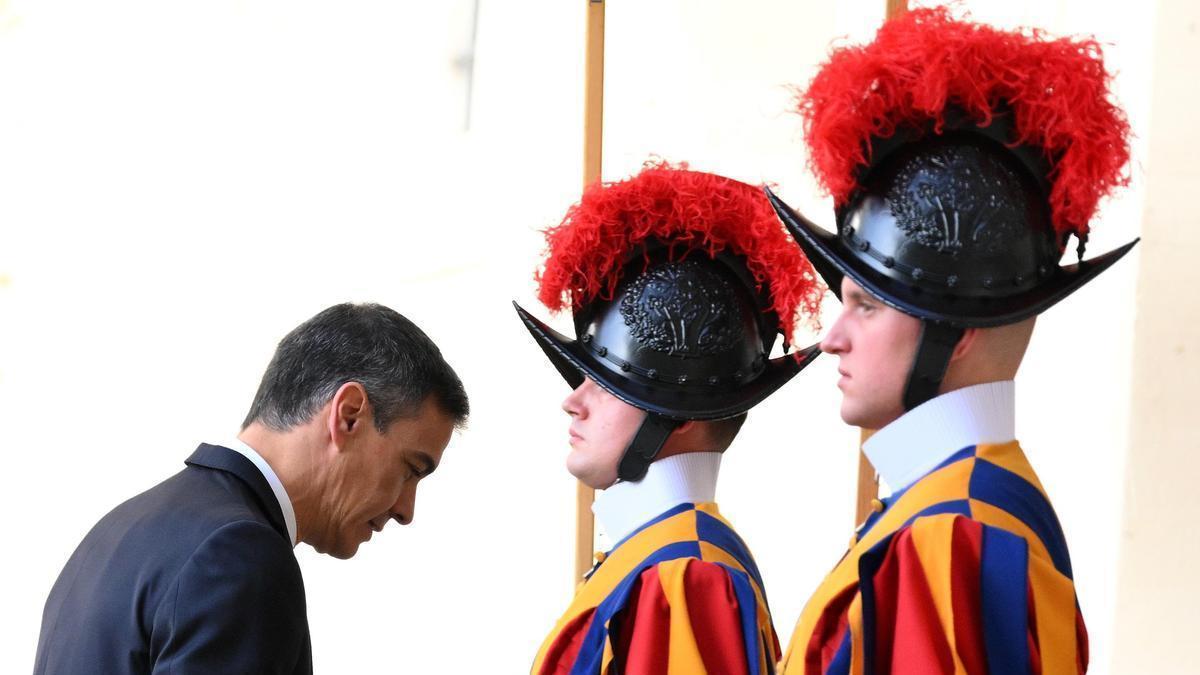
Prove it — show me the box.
[766,8,1136,675]
[515,163,824,675]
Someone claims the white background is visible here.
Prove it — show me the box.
[0,1,1171,672]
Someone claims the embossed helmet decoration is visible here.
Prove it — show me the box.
[766,7,1138,410]
[514,162,824,482]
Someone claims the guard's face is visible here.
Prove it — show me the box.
[820,277,922,430]
[315,397,454,559]
[561,377,645,489]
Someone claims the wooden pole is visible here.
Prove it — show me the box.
[575,0,605,584]
[853,0,909,527]
[854,429,878,524]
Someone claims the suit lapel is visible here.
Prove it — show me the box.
[185,443,291,543]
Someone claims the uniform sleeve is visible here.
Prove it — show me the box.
[852,513,1085,675]
[150,520,307,674]
[612,557,776,675]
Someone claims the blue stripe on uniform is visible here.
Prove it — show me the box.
[856,532,897,675]
[720,563,765,675]
[980,525,1031,675]
[968,459,1073,578]
[696,510,767,597]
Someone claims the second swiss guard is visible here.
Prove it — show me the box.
[767,8,1137,674]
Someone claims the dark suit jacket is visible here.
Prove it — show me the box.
[34,444,312,674]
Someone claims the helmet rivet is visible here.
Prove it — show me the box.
[677,375,688,384]
[708,375,720,385]
[646,369,658,380]
[620,361,631,372]
[1013,274,1025,286]
[911,268,924,281]
[596,346,607,357]
[946,275,958,287]
[1039,265,1050,277]
[858,239,871,252]
[982,277,994,289]
[733,370,743,380]
[883,256,895,268]
[581,334,592,344]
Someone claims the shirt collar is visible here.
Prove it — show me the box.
[591,452,721,547]
[221,438,298,547]
[863,380,1016,493]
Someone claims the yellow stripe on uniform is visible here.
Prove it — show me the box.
[909,514,968,674]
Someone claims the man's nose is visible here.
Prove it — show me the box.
[391,485,417,526]
[820,311,850,355]
[561,380,589,417]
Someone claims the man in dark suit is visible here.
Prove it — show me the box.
[33,303,469,674]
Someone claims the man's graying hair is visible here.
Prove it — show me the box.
[242,303,468,433]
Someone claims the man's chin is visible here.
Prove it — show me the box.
[329,544,359,560]
[840,400,901,431]
[311,537,360,560]
[566,459,616,490]
[567,470,613,491]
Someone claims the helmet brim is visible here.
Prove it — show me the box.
[765,186,1139,327]
[513,301,819,420]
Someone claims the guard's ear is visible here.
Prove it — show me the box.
[949,327,980,363]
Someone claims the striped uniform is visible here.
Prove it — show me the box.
[533,502,780,675]
[781,442,1086,675]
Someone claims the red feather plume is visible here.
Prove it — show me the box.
[798,6,1131,242]
[536,161,823,345]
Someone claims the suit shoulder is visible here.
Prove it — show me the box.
[88,463,283,555]
[179,520,301,589]
[48,468,290,627]
[190,520,296,561]
[164,520,304,629]
[134,464,276,527]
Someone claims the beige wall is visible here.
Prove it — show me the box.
[1112,0,1200,671]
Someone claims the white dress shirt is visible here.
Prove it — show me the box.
[592,452,722,549]
[863,380,1016,494]
[219,438,298,547]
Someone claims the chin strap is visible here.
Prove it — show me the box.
[617,413,682,482]
[902,321,965,411]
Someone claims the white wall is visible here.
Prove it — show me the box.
[0,2,1186,673]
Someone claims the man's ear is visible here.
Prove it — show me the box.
[328,382,370,450]
[949,327,980,363]
[659,420,697,457]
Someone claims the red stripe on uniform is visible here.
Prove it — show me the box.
[949,518,987,674]
[616,562,754,675]
[871,528,955,673]
[536,608,597,675]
